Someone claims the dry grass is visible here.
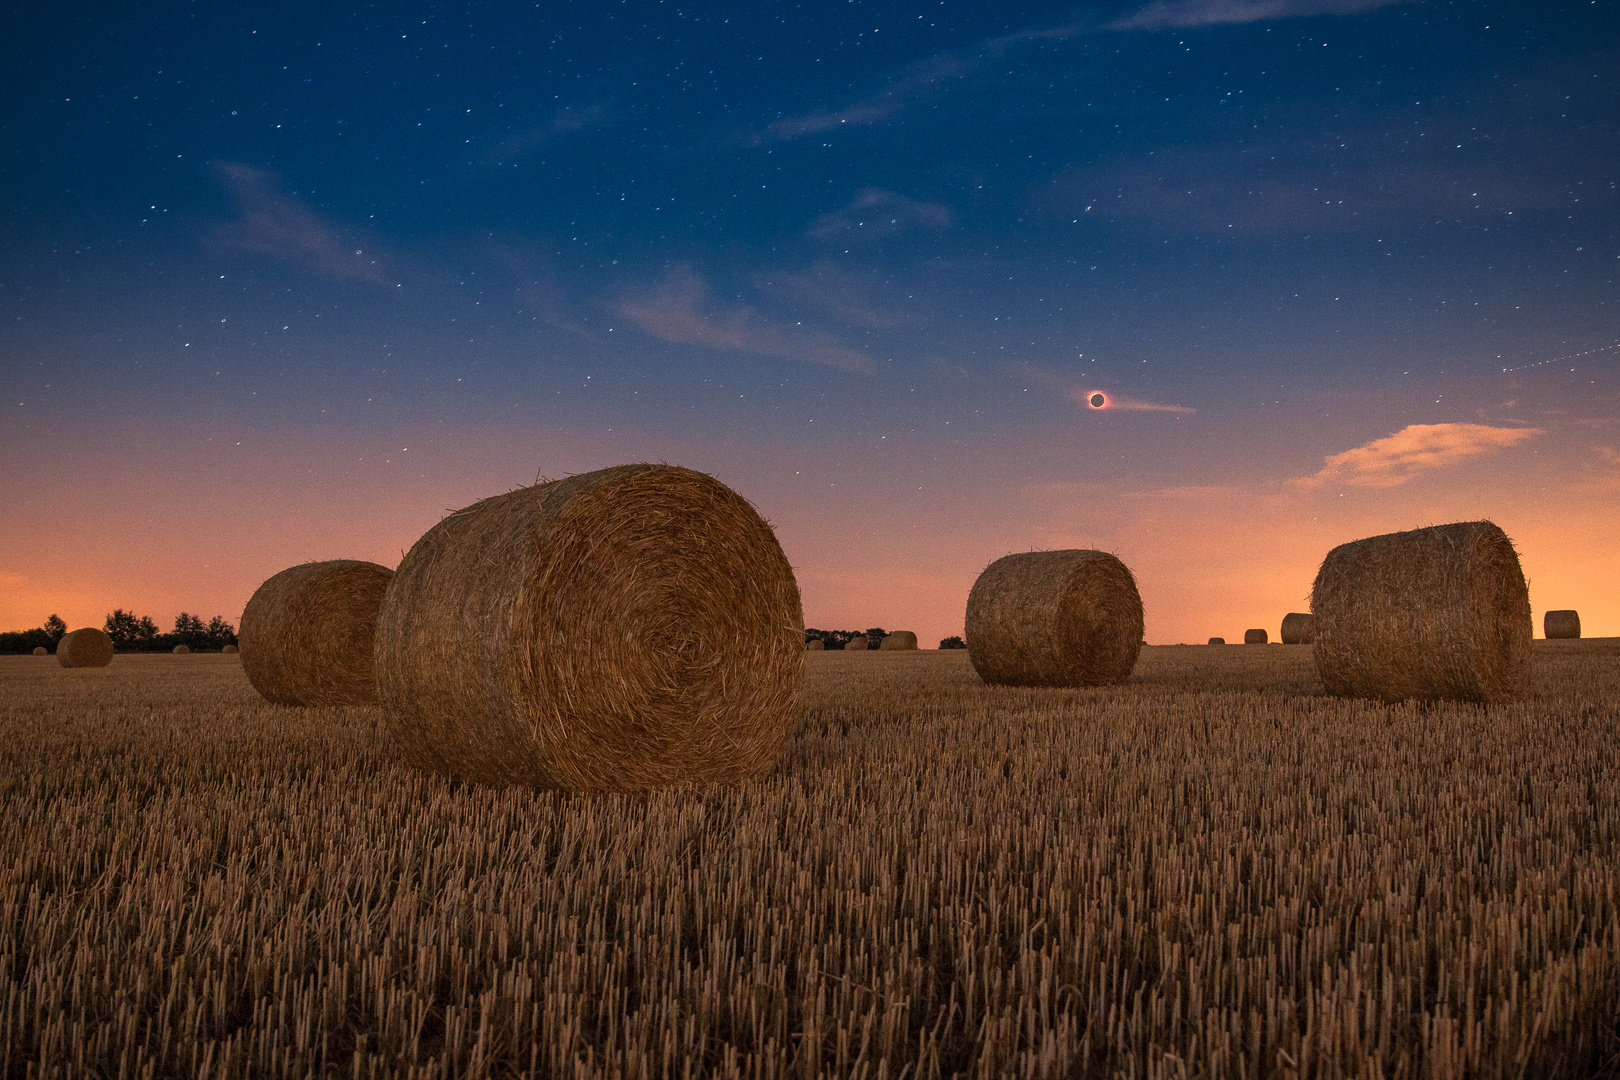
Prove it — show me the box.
[2,643,1619,1078]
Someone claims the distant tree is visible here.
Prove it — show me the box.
[939,635,967,650]
[863,627,888,650]
[43,614,67,642]
[136,616,159,644]
[0,628,54,654]
[104,609,141,646]
[204,616,238,649]
[173,612,207,649]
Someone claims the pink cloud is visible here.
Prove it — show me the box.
[212,162,388,284]
[807,188,953,243]
[1292,423,1544,489]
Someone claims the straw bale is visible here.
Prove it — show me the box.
[1280,612,1315,645]
[222,644,239,654]
[32,646,47,656]
[806,638,825,651]
[880,630,918,650]
[375,464,804,793]
[1543,610,1581,640]
[172,644,190,654]
[56,628,114,668]
[240,559,393,706]
[1207,637,1225,645]
[965,549,1143,687]
[1244,628,1268,645]
[1310,520,1531,703]
[844,634,868,651]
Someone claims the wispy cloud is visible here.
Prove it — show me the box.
[212,162,388,283]
[1069,387,1197,414]
[807,189,953,244]
[754,54,973,143]
[614,266,875,374]
[1107,0,1410,31]
[486,103,611,163]
[1291,423,1543,490]
[756,261,919,330]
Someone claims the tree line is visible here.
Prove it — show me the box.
[0,611,239,654]
[804,628,968,650]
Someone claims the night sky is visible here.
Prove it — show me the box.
[4,0,1617,647]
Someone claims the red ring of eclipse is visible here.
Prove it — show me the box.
[1087,391,1108,409]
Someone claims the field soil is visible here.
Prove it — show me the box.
[2,642,1618,1078]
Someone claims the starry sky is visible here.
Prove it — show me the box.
[3,0,1617,647]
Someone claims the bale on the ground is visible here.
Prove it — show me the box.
[880,630,918,650]
[222,644,239,654]
[844,634,868,651]
[32,646,47,656]
[240,559,393,706]
[56,628,114,668]
[1280,612,1315,644]
[1207,637,1225,645]
[965,549,1143,687]
[375,464,804,793]
[1244,628,1268,645]
[172,644,190,655]
[805,638,825,651]
[1544,610,1581,640]
[1311,520,1531,703]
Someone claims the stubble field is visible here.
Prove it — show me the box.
[2,641,1618,1079]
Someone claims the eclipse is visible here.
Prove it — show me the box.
[1088,392,1107,409]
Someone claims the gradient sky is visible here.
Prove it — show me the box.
[3,0,1616,647]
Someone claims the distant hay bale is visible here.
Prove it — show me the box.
[1280,612,1315,644]
[880,630,918,650]
[844,634,868,651]
[1311,520,1531,704]
[965,549,1143,687]
[56,628,114,668]
[1244,628,1268,645]
[32,646,47,656]
[806,638,825,651]
[1207,637,1225,645]
[1544,610,1581,639]
[222,644,239,654]
[375,464,803,793]
[172,644,190,654]
[240,559,393,706]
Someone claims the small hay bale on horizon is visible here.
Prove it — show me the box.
[1311,519,1531,704]
[1207,637,1225,645]
[172,644,190,654]
[880,630,918,650]
[1280,612,1315,644]
[222,644,239,654]
[1244,628,1268,645]
[32,646,48,656]
[805,638,825,651]
[56,627,114,668]
[965,549,1143,687]
[240,559,393,706]
[1544,610,1581,639]
[375,463,803,793]
[844,634,868,651]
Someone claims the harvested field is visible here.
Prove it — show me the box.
[3,643,1619,1077]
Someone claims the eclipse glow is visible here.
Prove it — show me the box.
[1087,392,1108,409]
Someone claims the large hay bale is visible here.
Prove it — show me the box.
[1310,520,1531,703]
[1207,637,1225,645]
[1280,612,1315,644]
[32,646,48,656]
[56,627,114,668]
[1244,628,1268,645]
[805,638,825,651]
[880,630,918,650]
[1544,610,1581,639]
[222,644,239,654]
[240,559,393,706]
[375,464,803,792]
[172,644,190,655]
[965,549,1143,687]
[844,634,868,651]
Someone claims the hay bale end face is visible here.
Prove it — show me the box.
[240,560,393,706]
[1207,637,1225,645]
[1244,628,1268,645]
[1311,519,1532,704]
[222,644,239,654]
[880,630,919,650]
[1280,612,1315,645]
[172,644,190,654]
[805,638,825,651]
[375,464,804,793]
[965,549,1143,687]
[1544,610,1581,639]
[56,627,114,668]
[844,634,868,651]
[32,646,47,656]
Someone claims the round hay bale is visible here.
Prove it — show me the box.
[222,644,239,654]
[172,644,190,654]
[1207,637,1225,645]
[240,559,393,706]
[844,634,868,651]
[805,638,825,651]
[32,645,48,656]
[965,549,1143,687]
[1311,520,1531,703]
[880,630,918,650]
[1280,612,1315,645]
[1244,628,1268,645]
[375,464,803,792]
[56,627,114,668]
[1543,610,1581,640]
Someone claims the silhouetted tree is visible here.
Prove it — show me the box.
[43,614,67,643]
[104,609,141,645]
[939,635,967,650]
[863,628,888,650]
[204,616,238,649]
